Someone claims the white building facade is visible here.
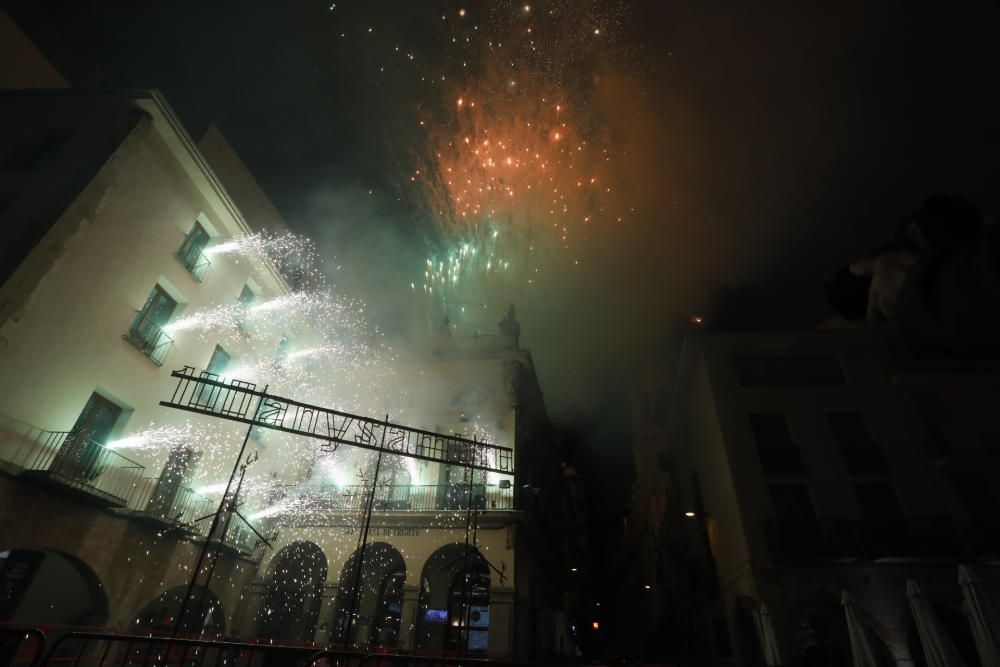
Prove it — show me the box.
[0,89,578,659]
[662,327,1000,665]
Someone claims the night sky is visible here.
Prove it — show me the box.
[9,0,1000,510]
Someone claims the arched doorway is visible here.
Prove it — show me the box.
[331,542,406,649]
[133,585,225,639]
[257,541,328,643]
[415,544,491,655]
[0,549,108,628]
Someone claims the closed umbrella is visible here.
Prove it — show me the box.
[906,579,967,667]
[841,591,880,667]
[959,564,1000,667]
[752,602,783,666]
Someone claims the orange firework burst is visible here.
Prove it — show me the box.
[408,1,628,301]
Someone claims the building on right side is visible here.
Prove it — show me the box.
[661,326,1000,666]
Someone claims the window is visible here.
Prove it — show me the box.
[206,345,231,375]
[828,413,889,474]
[177,222,211,280]
[768,483,823,554]
[51,393,123,481]
[124,285,177,364]
[853,483,906,527]
[237,284,256,333]
[194,345,231,407]
[749,413,806,476]
[948,470,1000,525]
[853,482,908,551]
[734,356,845,386]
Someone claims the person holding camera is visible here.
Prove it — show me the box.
[829,196,1000,357]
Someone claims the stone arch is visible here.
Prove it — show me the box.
[331,541,406,649]
[415,543,491,654]
[256,540,328,643]
[132,584,225,638]
[0,548,109,627]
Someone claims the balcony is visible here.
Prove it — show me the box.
[125,476,213,529]
[762,516,861,561]
[176,232,211,281]
[455,334,497,351]
[123,310,174,365]
[5,427,146,507]
[284,483,514,518]
[763,514,966,562]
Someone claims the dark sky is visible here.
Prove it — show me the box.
[9,1,1000,511]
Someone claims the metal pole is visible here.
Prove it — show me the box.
[458,438,478,656]
[172,384,269,638]
[189,462,250,639]
[342,414,390,649]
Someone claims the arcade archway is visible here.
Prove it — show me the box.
[331,542,406,649]
[0,549,108,628]
[257,541,328,643]
[415,543,491,655]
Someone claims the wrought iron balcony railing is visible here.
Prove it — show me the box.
[123,310,174,365]
[176,234,211,281]
[128,476,214,527]
[454,334,498,350]
[9,430,145,507]
[297,483,514,514]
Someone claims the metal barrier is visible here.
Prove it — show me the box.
[15,433,145,507]
[305,651,575,667]
[0,627,45,667]
[128,477,214,527]
[36,631,362,667]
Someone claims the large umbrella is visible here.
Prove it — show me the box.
[841,591,880,667]
[906,579,967,667]
[959,564,1000,667]
[752,602,783,666]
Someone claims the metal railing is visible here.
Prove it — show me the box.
[211,514,269,560]
[0,416,70,471]
[177,233,211,281]
[300,484,514,513]
[128,477,214,527]
[37,631,352,667]
[763,514,969,561]
[13,431,145,507]
[123,310,174,365]
[0,626,46,667]
[455,334,498,350]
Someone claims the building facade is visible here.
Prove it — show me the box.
[658,327,1000,665]
[0,87,579,658]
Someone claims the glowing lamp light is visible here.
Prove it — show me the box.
[570,567,578,573]
[684,511,696,518]
[644,585,652,590]
[592,621,600,630]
